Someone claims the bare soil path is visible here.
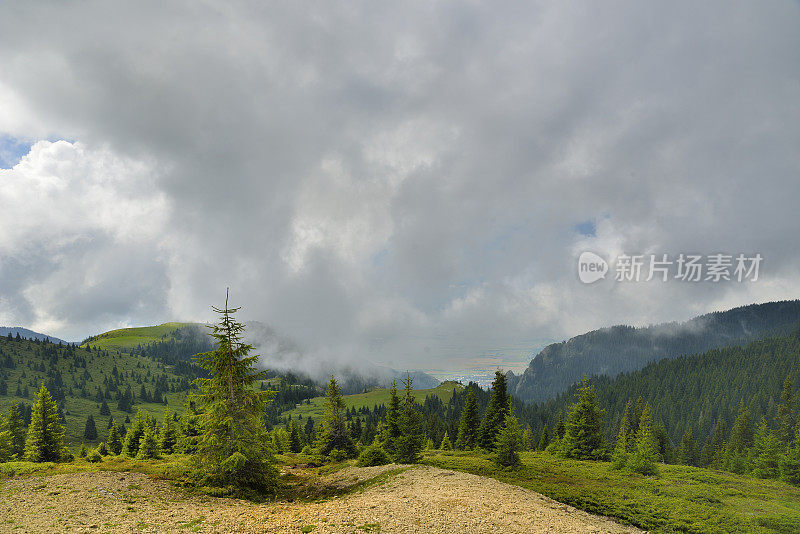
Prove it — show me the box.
[0,465,644,533]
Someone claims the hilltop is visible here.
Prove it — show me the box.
[508,299,800,403]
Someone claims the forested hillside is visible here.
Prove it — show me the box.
[0,334,197,444]
[508,300,800,403]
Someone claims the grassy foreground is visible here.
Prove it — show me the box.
[423,450,800,534]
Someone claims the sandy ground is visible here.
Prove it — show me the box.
[0,465,645,533]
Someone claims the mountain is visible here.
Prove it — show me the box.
[0,327,73,345]
[528,326,800,447]
[507,300,800,403]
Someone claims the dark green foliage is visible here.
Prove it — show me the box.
[0,415,11,462]
[96,441,109,456]
[394,376,424,464]
[611,405,631,470]
[288,420,302,453]
[440,431,452,450]
[701,416,727,468]
[508,300,800,403]
[193,293,277,491]
[78,443,87,458]
[137,423,160,460]
[629,404,659,476]
[382,380,401,455]
[159,408,179,454]
[83,414,98,440]
[455,386,479,450]
[177,399,202,454]
[122,410,146,457]
[780,428,800,484]
[7,404,26,459]
[357,443,390,466]
[561,379,607,461]
[319,375,357,458]
[99,400,111,416]
[751,418,781,479]
[537,423,549,451]
[107,420,122,455]
[478,371,509,450]
[494,409,523,468]
[776,374,795,446]
[24,383,66,462]
[677,427,697,466]
[86,450,102,463]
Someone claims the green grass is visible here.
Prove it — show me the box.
[80,322,199,351]
[423,450,800,534]
[283,381,463,421]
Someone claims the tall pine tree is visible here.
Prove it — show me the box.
[561,378,607,461]
[455,386,479,450]
[24,384,66,462]
[319,375,357,457]
[478,371,509,450]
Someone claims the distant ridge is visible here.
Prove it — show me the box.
[0,326,73,345]
[507,299,800,404]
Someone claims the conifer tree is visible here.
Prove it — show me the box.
[78,443,87,458]
[193,291,277,489]
[779,427,800,484]
[454,387,479,450]
[723,403,754,473]
[99,400,111,416]
[679,427,698,466]
[561,379,607,460]
[288,420,302,453]
[629,404,659,476]
[320,375,357,457]
[382,380,402,454]
[537,423,550,451]
[776,374,796,446]
[122,410,147,457]
[159,408,179,454]
[522,425,534,451]
[394,376,424,463]
[478,371,509,450]
[494,409,523,468]
[611,408,631,469]
[0,415,12,462]
[751,417,781,479]
[137,422,161,460]
[702,416,727,468]
[107,420,123,455]
[425,438,435,450]
[83,414,98,441]
[7,404,26,459]
[24,384,66,462]
[440,431,452,450]
[178,398,202,454]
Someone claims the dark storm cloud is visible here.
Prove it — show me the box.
[0,1,798,368]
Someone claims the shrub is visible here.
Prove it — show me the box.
[86,451,102,463]
[328,449,348,462]
[357,444,390,467]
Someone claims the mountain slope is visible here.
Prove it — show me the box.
[508,300,800,403]
[530,326,800,446]
[0,327,72,345]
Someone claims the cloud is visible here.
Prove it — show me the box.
[0,1,798,375]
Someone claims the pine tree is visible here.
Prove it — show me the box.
[478,371,509,450]
[78,443,87,458]
[83,414,98,441]
[320,376,357,457]
[779,427,800,485]
[724,403,754,473]
[629,404,659,476]
[178,398,202,454]
[99,400,111,416]
[776,374,796,446]
[611,408,631,470]
[107,420,123,455]
[137,422,161,460]
[677,427,697,466]
[24,384,66,462]
[537,423,550,451]
[382,380,402,455]
[394,376,424,463]
[522,425,534,451]
[702,416,727,468]
[440,431,452,450]
[122,410,146,457]
[0,415,12,462]
[159,408,179,454]
[751,417,781,479]
[7,404,26,459]
[561,378,607,461]
[288,420,302,453]
[494,409,523,468]
[454,387,479,450]
[193,291,277,490]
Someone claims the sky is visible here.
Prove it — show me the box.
[1,1,799,374]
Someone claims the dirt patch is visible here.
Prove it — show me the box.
[0,466,644,533]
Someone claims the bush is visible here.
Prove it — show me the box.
[328,449,348,462]
[96,442,109,456]
[86,451,102,463]
[301,445,314,455]
[357,445,390,467]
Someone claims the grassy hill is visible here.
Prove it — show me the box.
[282,380,464,421]
[80,322,201,352]
[0,335,195,446]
